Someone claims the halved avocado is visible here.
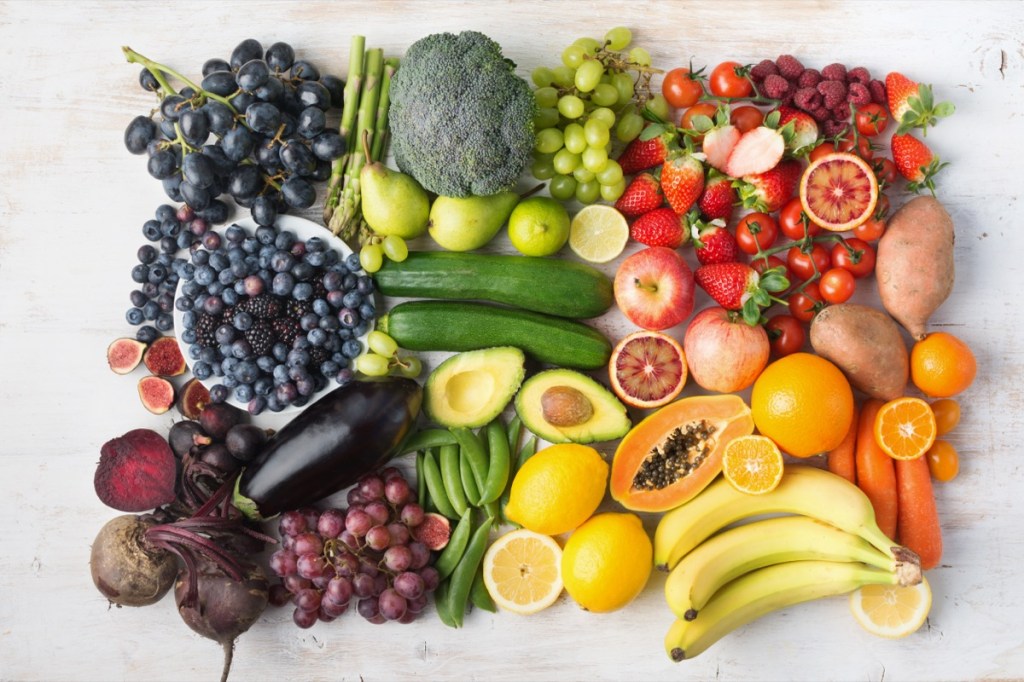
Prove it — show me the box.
[425,347,526,428]
[515,369,631,444]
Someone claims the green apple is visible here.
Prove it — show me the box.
[507,197,570,257]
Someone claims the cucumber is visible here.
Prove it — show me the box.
[378,301,612,370]
[373,251,613,319]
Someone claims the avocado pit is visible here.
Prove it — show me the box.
[541,385,594,427]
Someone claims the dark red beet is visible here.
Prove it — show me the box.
[143,336,187,377]
[95,429,178,512]
[107,338,146,375]
[411,512,451,551]
[90,514,178,607]
[175,558,269,682]
[138,375,175,414]
[199,403,245,441]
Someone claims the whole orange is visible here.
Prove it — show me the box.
[750,352,854,458]
[911,332,976,397]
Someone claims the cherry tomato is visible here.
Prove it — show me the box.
[735,212,779,255]
[836,130,874,159]
[662,67,705,109]
[926,440,960,482]
[809,141,838,163]
[875,192,891,219]
[765,314,806,357]
[788,281,823,323]
[854,102,890,137]
[830,238,876,278]
[787,243,831,281]
[751,255,791,289]
[779,197,821,240]
[730,105,764,133]
[709,61,753,98]
[853,216,886,242]
[819,267,856,304]
[931,398,961,436]
[872,157,898,186]
[679,101,719,130]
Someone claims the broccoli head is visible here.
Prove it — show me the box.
[389,31,536,198]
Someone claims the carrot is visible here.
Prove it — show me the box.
[855,399,898,540]
[827,402,859,483]
[895,456,943,570]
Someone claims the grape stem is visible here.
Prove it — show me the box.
[122,46,240,114]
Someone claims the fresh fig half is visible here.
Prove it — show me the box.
[412,512,451,551]
[107,338,147,375]
[138,375,175,415]
[143,336,186,377]
[177,378,210,420]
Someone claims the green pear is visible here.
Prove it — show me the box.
[360,160,430,239]
[428,190,520,251]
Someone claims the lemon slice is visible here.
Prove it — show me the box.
[849,577,932,638]
[482,528,563,615]
[568,204,629,263]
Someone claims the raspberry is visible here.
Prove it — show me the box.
[822,119,850,138]
[821,62,848,82]
[847,82,871,107]
[775,54,805,80]
[832,104,852,121]
[809,106,832,123]
[779,90,795,107]
[762,74,791,99]
[749,59,779,82]
[797,68,822,89]
[817,80,848,109]
[793,87,822,111]
[868,79,887,105]
[846,66,871,85]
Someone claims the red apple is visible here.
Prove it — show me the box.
[683,306,769,392]
[613,246,695,331]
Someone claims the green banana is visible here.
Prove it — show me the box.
[665,515,905,621]
[664,559,903,661]
[654,465,917,572]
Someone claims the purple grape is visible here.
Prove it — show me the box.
[352,573,375,599]
[383,545,413,573]
[385,476,411,506]
[393,571,425,600]
[269,583,292,607]
[357,597,380,620]
[338,530,360,551]
[365,525,391,551]
[408,542,431,570]
[283,575,311,594]
[317,508,346,539]
[406,592,429,614]
[358,557,381,578]
[281,534,296,552]
[358,474,385,501]
[294,587,323,611]
[326,576,353,605]
[364,501,390,526]
[346,488,368,506]
[387,522,411,547]
[298,507,322,529]
[345,508,372,537]
[372,573,389,596]
[293,531,324,556]
[296,552,327,580]
[269,549,299,577]
[380,466,403,482]
[293,607,318,629]
[378,588,408,621]
[400,502,425,528]
[418,566,440,592]
[320,596,349,618]
[278,510,308,537]
[311,573,332,590]
[398,610,417,624]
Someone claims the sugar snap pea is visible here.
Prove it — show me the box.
[506,414,522,456]
[481,418,510,504]
[435,508,472,580]
[446,515,493,628]
[450,427,487,495]
[434,579,458,628]
[422,448,458,520]
[470,563,496,613]
[459,445,481,507]
[439,443,469,517]
[397,428,458,455]
[515,435,538,472]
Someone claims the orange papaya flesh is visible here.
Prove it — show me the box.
[610,394,754,512]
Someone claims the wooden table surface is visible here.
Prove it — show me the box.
[2,1,1023,680]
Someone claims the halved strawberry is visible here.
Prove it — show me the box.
[885,72,955,136]
[695,262,789,325]
[775,106,820,153]
[736,158,803,213]
[724,126,785,178]
[618,125,676,175]
[660,152,705,215]
[615,172,663,217]
[890,133,946,194]
[697,171,737,222]
[702,124,741,173]
[630,207,686,248]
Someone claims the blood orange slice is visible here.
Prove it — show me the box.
[608,331,687,409]
[799,152,879,232]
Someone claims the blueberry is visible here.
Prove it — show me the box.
[341,339,362,358]
[338,308,358,328]
[223,374,239,389]
[182,311,197,329]
[320,360,340,378]
[131,264,149,284]
[207,282,224,296]
[287,349,310,368]
[178,262,195,280]
[194,264,216,286]
[351,321,370,338]
[143,219,162,241]
[256,355,276,372]
[136,325,160,344]
[254,376,273,396]
[305,251,325,267]
[291,261,315,282]
[215,324,236,345]
[272,343,289,362]
[296,375,317,396]
[326,290,345,308]
[203,296,225,316]
[221,356,240,374]
[272,364,290,384]
[266,393,284,412]
[222,288,239,306]
[191,250,210,267]
[275,382,298,405]
[155,314,174,332]
[312,299,331,317]
[193,361,213,380]
[231,338,253,359]
[292,336,311,351]
[341,290,362,308]
[272,272,295,296]
[358,302,376,320]
[203,231,222,251]
[188,343,202,359]
[233,311,253,331]
[217,268,236,286]
[270,251,294,273]
[356,276,374,295]
[199,346,218,364]
[209,251,230,272]
[235,361,260,384]
[344,252,361,272]
[255,225,277,245]
[293,282,313,300]
[209,384,230,403]
[149,265,168,283]
[343,273,358,290]
[319,315,340,332]
[155,205,177,222]
[142,282,159,299]
[233,278,248,295]
[175,296,193,312]
[335,368,354,385]
[299,312,320,331]
[142,301,160,320]
[323,250,339,267]
[322,271,343,292]
[181,328,197,344]
[157,252,174,268]
[156,292,174,313]
[307,328,328,346]
[247,395,267,415]
[176,232,193,250]
[322,333,341,352]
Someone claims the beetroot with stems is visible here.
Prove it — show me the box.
[94,428,178,512]
[90,514,178,607]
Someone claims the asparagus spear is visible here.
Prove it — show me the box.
[323,35,365,225]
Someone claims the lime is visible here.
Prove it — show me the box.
[568,204,629,263]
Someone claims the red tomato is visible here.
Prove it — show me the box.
[765,314,806,357]
[853,216,887,242]
[854,102,890,137]
[735,212,779,255]
[779,197,821,240]
[679,101,720,138]
[788,282,823,323]
[819,267,856,304]
[872,157,898,186]
[875,192,891,219]
[730,105,764,133]
[787,243,831,281]
[837,130,874,159]
[709,61,753,98]
[662,67,705,109]
[830,238,876,278]
[751,254,791,289]
[809,141,838,163]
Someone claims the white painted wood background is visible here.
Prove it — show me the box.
[1,1,1022,680]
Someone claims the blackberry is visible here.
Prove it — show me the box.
[312,278,328,301]
[243,294,284,319]
[244,319,276,357]
[194,313,220,347]
[286,298,313,319]
[271,317,302,346]
[309,345,330,368]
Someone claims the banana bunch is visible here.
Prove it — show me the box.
[657,465,923,661]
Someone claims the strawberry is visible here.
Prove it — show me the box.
[724,126,785,178]
[660,152,705,215]
[695,262,789,325]
[891,133,946,194]
[629,208,686,248]
[775,106,819,153]
[615,172,663,217]
[702,124,740,173]
[697,171,737,222]
[691,220,739,266]
[618,126,675,175]
[885,71,955,135]
[736,158,803,212]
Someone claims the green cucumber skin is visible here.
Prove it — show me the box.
[380,301,611,370]
[374,251,613,319]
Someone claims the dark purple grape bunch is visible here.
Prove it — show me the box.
[123,39,346,227]
[267,467,441,629]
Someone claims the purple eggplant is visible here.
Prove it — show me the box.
[233,377,422,520]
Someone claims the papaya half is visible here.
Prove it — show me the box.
[610,394,754,512]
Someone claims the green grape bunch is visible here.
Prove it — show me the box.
[529,27,667,205]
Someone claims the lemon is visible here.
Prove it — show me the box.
[483,529,563,615]
[568,204,629,263]
[561,512,652,612]
[849,577,932,638]
[504,443,608,536]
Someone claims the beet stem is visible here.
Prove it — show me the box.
[146,526,244,581]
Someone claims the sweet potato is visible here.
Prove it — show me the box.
[875,195,955,340]
[809,303,909,401]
